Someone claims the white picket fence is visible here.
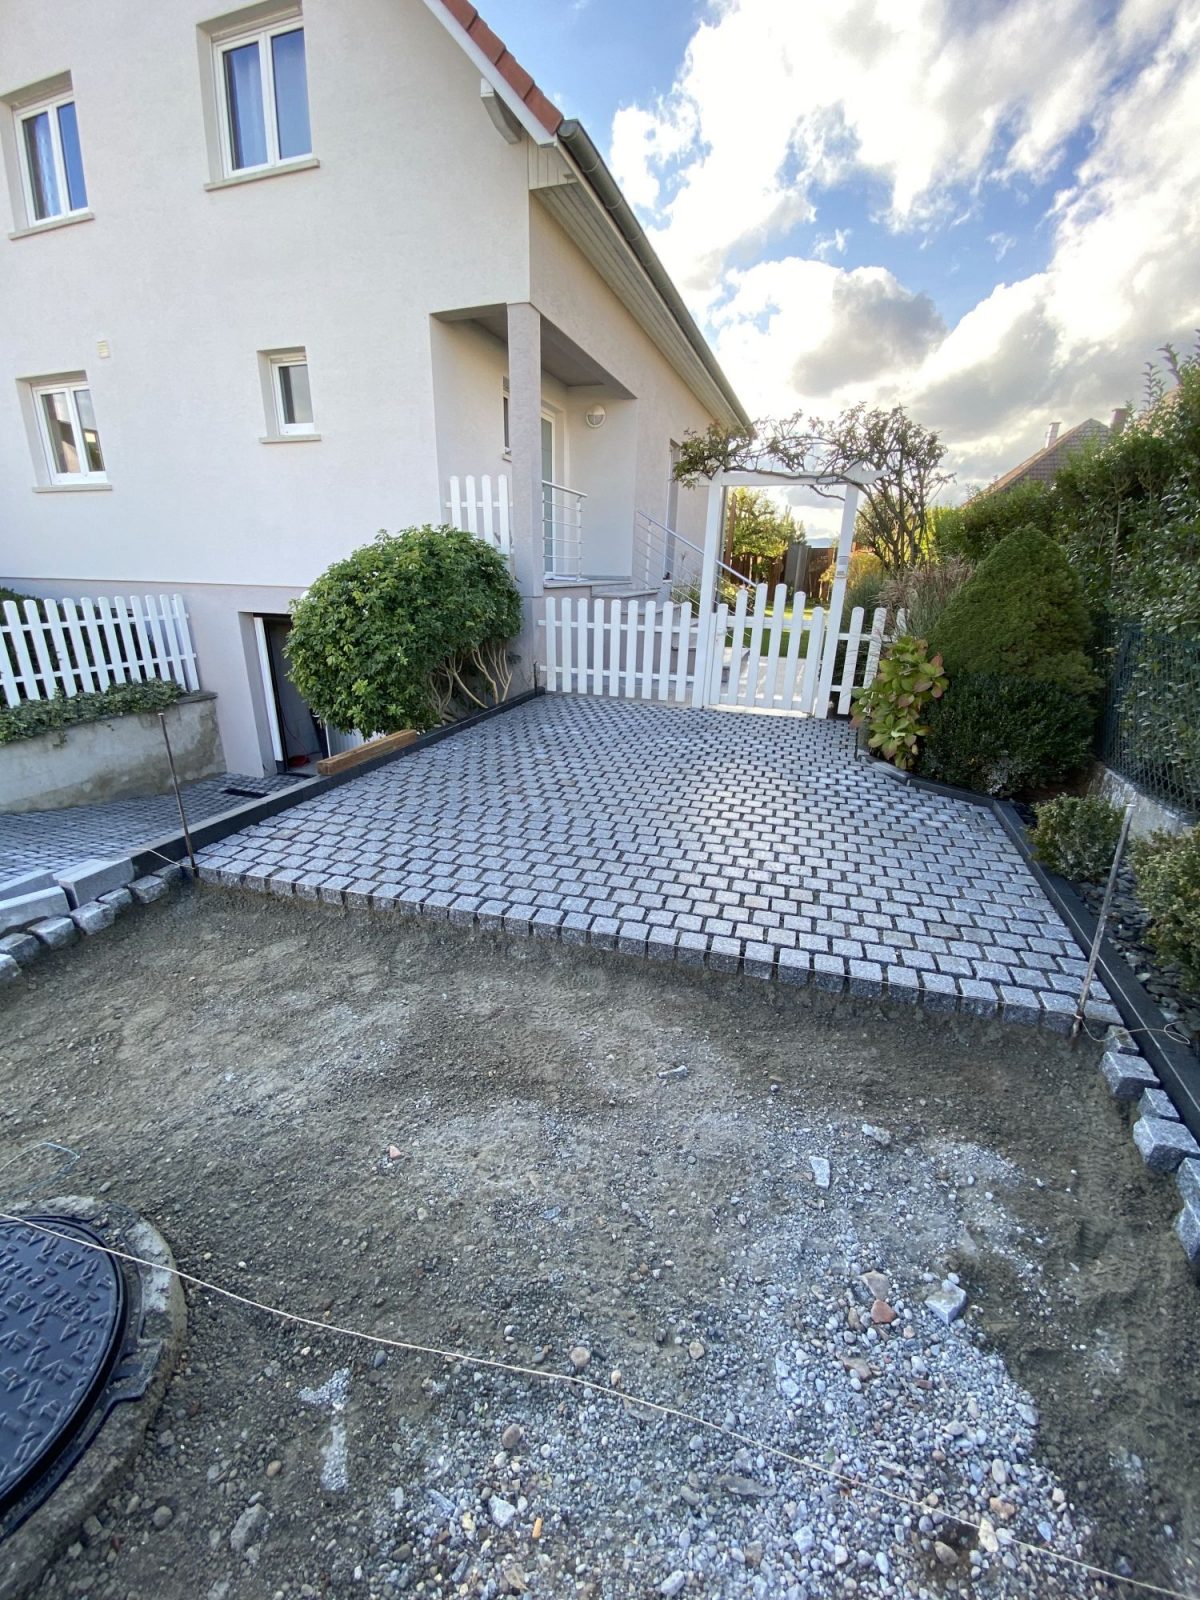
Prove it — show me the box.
[541,582,904,717]
[446,473,512,557]
[543,594,698,704]
[1,593,199,707]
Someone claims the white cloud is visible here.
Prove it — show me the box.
[610,0,1200,487]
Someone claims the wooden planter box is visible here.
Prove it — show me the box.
[316,729,418,776]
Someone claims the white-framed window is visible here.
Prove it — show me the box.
[16,90,88,223]
[214,17,310,175]
[30,378,106,483]
[268,351,314,435]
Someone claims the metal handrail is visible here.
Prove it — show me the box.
[542,478,587,499]
[634,510,749,588]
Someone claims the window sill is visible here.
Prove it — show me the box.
[9,210,94,241]
[33,481,112,493]
[205,156,320,192]
[260,433,321,444]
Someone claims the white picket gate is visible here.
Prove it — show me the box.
[540,583,903,718]
[0,593,199,707]
[446,473,512,558]
[710,582,905,715]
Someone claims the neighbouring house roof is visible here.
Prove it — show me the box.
[427,0,751,430]
[982,418,1110,496]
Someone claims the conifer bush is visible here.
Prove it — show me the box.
[929,525,1097,697]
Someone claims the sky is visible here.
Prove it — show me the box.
[483,0,1200,531]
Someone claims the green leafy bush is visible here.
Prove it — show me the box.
[1133,826,1200,989]
[932,480,1057,563]
[1031,796,1125,881]
[851,635,947,771]
[918,671,1093,796]
[1055,356,1200,628]
[929,525,1097,697]
[286,527,523,734]
[0,679,183,745]
[844,549,888,618]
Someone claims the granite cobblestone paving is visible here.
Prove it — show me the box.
[194,695,1116,1027]
[0,772,307,879]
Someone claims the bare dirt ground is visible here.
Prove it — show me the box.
[1,887,1197,1600]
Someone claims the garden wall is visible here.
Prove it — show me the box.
[1091,764,1195,840]
[0,693,224,813]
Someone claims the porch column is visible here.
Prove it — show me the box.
[506,301,544,600]
[815,477,861,716]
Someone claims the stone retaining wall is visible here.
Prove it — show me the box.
[0,693,224,813]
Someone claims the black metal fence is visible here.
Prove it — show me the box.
[1097,622,1200,816]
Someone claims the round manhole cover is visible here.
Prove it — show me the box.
[0,1216,126,1520]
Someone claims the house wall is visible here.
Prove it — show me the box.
[0,0,534,770]
[528,201,713,571]
[0,0,733,774]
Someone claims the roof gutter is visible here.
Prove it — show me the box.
[556,119,752,431]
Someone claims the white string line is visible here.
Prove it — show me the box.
[5,1212,1196,1600]
[1079,1016,1192,1048]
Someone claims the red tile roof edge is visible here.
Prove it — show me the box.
[436,0,564,134]
[980,418,1109,496]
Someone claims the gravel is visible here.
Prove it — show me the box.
[3,889,1198,1600]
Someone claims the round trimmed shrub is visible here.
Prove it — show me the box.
[929,525,1097,697]
[918,671,1093,797]
[286,527,522,734]
[1133,827,1200,990]
[1030,795,1125,882]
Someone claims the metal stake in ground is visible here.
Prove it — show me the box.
[159,711,198,878]
[1072,803,1135,1038]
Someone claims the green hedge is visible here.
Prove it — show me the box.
[1133,827,1200,989]
[918,672,1093,797]
[0,680,183,745]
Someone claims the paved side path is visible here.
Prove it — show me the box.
[0,773,306,879]
[196,696,1115,1027]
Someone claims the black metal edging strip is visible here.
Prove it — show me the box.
[992,798,1200,1142]
[130,688,543,877]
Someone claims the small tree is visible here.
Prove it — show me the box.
[675,404,952,574]
[726,489,803,583]
[286,526,522,734]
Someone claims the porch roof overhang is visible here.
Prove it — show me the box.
[420,0,752,433]
[434,304,634,395]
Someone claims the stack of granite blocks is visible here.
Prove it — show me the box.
[0,859,185,982]
[1100,1030,1200,1271]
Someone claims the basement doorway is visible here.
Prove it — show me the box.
[252,615,328,774]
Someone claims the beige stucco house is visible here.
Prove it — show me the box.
[0,0,748,775]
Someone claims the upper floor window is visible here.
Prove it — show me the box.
[16,90,87,223]
[216,20,310,174]
[31,378,106,483]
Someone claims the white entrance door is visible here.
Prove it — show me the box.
[541,414,558,575]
